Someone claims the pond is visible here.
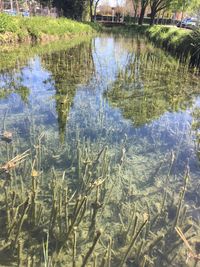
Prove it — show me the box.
[0,34,200,266]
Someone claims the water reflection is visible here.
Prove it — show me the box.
[0,69,30,103]
[41,42,95,142]
[0,35,200,266]
[105,38,199,126]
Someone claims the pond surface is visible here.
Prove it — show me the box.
[0,35,200,266]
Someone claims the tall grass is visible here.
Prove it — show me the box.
[146,25,200,67]
[0,13,96,43]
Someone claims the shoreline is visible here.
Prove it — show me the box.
[0,14,98,46]
[146,25,200,68]
[103,24,200,68]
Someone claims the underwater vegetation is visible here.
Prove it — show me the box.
[0,34,200,266]
[0,130,199,267]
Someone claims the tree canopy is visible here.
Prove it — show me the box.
[52,0,88,20]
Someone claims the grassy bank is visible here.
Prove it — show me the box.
[103,24,149,35]
[0,13,98,44]
[146,25,200,67]
[104,24,200,67]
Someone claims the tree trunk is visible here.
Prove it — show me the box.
[94,0,100,21]
[90,0,93,22]
[161,10,165,24]
[134,6,138,24]
[10,0,13,10]
[94,2,97,21]
[138,6,145,25]
[16,0,19,13]
[0,0,3,11]
[150,10,156,25]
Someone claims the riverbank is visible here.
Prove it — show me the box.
[0,14,99,45]
[104,24,200,68]
[146,25,200,67]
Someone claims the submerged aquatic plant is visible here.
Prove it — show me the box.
[0,131,199,267]
[0,33,199,267]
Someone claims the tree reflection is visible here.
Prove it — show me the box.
[0,71,30,103]
[105,40,200,126]
[42,41,95,142]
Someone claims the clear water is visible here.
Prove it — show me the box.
[0,35,200,266]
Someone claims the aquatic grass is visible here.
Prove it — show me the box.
[0,130,198,266]
[0,33,199,266]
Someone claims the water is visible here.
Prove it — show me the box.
[0,35,200,266]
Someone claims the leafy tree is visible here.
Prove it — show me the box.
[149,0,173,25]
[138,0,149,25]
[89,0,100,22]
[52,0,89,20]
[106,40,197,127]
[170,0,190,22]
[187,0,200,17]
[131,0,140,23]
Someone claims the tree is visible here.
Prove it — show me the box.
[170,0,190,23]
[98,3,112,15]
[149,0,173,25]
[138,0,149,25]
[0,0,3,11]
[94,0,100,20]
[132,0,140,23]
[187,0,200,17]
[89,0,100,22]
[126,0,140,23]
[52,0,89,20]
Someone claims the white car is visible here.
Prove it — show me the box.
[185,17,198,29]
[177,17,198,29]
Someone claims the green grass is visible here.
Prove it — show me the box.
[106,24,200,67]
[146,25,200,67]
[0,13,97,43]
[103,24,150,35]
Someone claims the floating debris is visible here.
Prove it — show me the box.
[0,131,13,143]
